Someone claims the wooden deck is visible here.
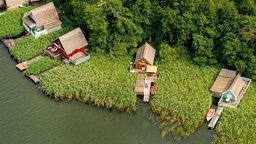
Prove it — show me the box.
[43,49,61,59]
[1,39,15,50]
[208,106,223,129]
[218,77,251,108]
[135,73,157,102]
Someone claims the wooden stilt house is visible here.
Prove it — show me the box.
[53,27,90,65]
[22,2,61,38]
[134,42,156,70]
[210,68,251,108]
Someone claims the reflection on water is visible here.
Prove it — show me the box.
[0,43,214,144]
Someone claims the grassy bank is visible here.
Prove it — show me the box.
[10,17,74,62]
[213,82,256,144]
[40,54,137,113]
[151,61,219,137]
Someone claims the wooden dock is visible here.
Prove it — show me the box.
[143,80,151,102]
[1,39,16,50]
[208,106,224,129]
[16,55,43,71]
[134,73,157,102]
[29,75,40,83]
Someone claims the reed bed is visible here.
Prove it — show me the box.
[151,61,219,137]
[40,54,137,113]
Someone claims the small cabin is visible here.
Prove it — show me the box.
[0,0,40,9]
[22,2,61,38]
[134,42,156,70]
[53,27,90,65]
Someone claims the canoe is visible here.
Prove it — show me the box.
[206,108,215,122]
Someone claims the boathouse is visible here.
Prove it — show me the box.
[210,68,251,108]
[53,27,90,65]
[22,2,61,38]
[134,42,156,70]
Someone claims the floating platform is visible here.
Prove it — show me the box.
[208,106,224,129]
[16,62,28,71]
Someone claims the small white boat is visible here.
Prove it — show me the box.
[206,108,215,122]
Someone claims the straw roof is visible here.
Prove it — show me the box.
[229,74,247,97]
[59,27,88,54]
[29,2,59,27]
[135,42,155,65]
[5,0,29,8]
[210,69,237,93]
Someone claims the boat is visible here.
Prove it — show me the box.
[206,108,215,122]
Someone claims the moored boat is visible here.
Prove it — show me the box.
[206,108,215,122]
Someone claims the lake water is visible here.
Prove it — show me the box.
[0,42,215,144]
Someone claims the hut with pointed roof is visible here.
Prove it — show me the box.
[210,68,251,108]
[53,27,90,65]
[22,2,61,38]
[134,42,156,70]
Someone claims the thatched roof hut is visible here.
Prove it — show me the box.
[58,27,88,55]
[134,42,155,69]
[23,2,60,28]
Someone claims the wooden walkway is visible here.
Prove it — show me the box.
[143,80,151,102]
[28,66,60,83]
[208,106,224,129]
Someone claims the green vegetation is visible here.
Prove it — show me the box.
[151,61,219,137]
[213,83,256,144]
[40,54,137,113]
[0,0,255,141]
[0,7,33,38]
[25,57,60,76]
[64,0,256,80]
[9,17,74,62]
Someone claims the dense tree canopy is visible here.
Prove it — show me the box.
[62,0,256,80]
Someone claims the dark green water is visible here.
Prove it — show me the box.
[0,42,214,144]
